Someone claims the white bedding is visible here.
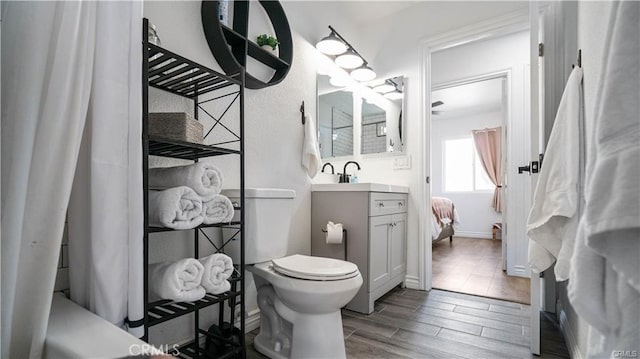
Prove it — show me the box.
[431,209,461,240]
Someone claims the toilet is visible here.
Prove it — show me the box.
[223,188,362,359]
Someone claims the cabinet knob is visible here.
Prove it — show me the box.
[398,202,403,207]
[378,203,385,208]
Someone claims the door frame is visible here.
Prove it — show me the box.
[418,9,529,292]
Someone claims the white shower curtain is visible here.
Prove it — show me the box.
[67,2,144,338]
[2,2,96,357]
[1,2,142,357]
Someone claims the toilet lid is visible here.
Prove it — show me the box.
[271,254,359,281]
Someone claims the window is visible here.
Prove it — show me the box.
[444,137,495,192]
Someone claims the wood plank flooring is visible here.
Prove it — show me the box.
[245,288,570,359]
[432,237,530,304]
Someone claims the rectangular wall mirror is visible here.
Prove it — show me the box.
[318,87,353,158]
[317,74,405,159]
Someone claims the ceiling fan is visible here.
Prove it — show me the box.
[432,100,444,115]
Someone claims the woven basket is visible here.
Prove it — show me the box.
[149,112,204,144]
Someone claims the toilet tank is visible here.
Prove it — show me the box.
[222,188,296,264]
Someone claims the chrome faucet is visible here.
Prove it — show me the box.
[321,162,335,174]
[340,161,361,183]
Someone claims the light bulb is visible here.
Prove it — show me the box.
[350,65,376,82]
[335,49,364,69]
[316,33,347,55]
[373,84,395,93]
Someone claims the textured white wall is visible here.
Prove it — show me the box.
[143,0,316,344]
[431,110,503,237]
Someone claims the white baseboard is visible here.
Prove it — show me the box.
[242,309,261,333]
[404,275,420,290]
[454,231,493,239]
[558,301,584,359]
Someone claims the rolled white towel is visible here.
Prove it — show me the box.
[149,162,223,200]
[202,194,235,224]
[149,187,203,230]
[199,253,234,294]
[149,259,206,302]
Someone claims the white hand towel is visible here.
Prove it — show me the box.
[199,254,234,294]
[202,194,235,225]
[149,162,223,200]
[301,114,322,178]
[149,259,206,302]
[149,187,204,230]
[526,67,583,277]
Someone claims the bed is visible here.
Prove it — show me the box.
[431,197,460,243]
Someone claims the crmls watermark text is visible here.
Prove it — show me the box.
[129,344,180,356]
[613,350,638,358]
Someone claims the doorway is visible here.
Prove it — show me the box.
[419,16,534,303]
[428,75,529,303]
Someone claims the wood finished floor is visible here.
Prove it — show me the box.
[246,288,570,359]
[432,237,530,304]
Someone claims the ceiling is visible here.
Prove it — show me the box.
[431,77,504,117]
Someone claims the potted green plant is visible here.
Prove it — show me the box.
[257,34,279,51]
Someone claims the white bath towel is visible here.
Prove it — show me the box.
[199,254,234,294]
[149,162,223,200]
[568,3,640,357]
[301,114,322,178]
[149,259,206,302]
[202,194,235,224]
[149,187,203,230]
[526,67,584,277]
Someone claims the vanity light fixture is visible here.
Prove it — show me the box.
[384,91,403,100]
[350,64,376,82]
[316,25,376,82]
[373,83,395,93]
[316,31,348,55]
[335,49,364,69]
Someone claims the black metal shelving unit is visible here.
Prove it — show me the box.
[141,18,246,359]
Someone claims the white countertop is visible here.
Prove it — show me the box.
[311,183,409,193]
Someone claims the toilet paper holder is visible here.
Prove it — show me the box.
[321,228,348,261]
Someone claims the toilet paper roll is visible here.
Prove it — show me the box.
[325,221,344,244]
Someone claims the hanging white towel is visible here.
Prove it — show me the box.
[148,187,203,229]
[526,67,583,278]
[569,2,640,357]
[199,253,234,294]
[149,162,223,200]
[149,259,206,302]
[202,194,235,224]
[301,114,322,178]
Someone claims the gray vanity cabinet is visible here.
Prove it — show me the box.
[311,190,408,314]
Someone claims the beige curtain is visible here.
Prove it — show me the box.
[472,127,502,212]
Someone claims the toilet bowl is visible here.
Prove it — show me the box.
[222,189,362,359]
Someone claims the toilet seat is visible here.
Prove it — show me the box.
[271,254,359,281]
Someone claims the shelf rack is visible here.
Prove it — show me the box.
[141,18,245,359]
[201,0,293,89]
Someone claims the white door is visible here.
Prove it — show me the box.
[529,1,544,355]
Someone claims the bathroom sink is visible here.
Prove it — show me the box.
[311,183,409,193]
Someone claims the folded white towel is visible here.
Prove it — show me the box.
[199,254,234,294]
[149,259,206,302]
[301,114,322,178]
[149,187,203,229]
[202,194,235,225]
[149,162,223,200]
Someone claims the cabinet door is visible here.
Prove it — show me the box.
[369,215,391,291]
[390,213,407,278]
